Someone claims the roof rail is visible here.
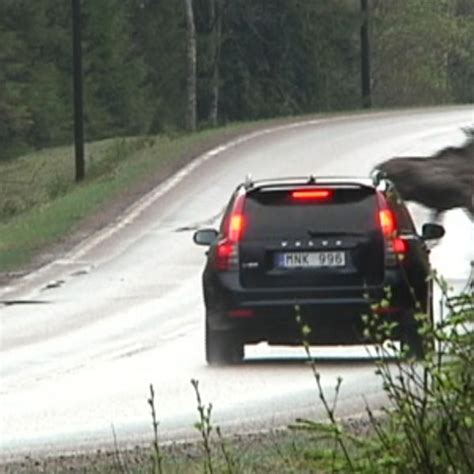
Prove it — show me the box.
[371,169,386,187]
[244,173,254,190]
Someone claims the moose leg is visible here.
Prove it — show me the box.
[462,207,474,222]
[429,209,444,224]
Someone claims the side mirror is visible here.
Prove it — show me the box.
[421,223,445,241]
[193,228,218,246]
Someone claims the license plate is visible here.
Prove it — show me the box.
[276,251,345,268]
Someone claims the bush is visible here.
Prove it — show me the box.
[294,272,474,473]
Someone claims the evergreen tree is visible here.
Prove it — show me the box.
[0,0,70,159]
[372,0,461,106]
[131,0,187,132]
[448,0,474,103]
[0,0,472,161]
[81,0,153,138]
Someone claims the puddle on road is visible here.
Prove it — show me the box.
[41,280,65,291]
[1,299,51,306]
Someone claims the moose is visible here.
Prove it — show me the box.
[373,128,473,222]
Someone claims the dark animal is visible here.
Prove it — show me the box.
[374,129,474,221]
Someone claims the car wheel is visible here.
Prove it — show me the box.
[400,307,433,359]
[205,321,244,365]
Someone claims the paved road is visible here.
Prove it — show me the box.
[1,108,473,459]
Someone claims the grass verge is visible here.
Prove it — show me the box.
[0,120,289,272]
[0,428,363,474]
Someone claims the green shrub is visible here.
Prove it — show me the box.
[294,273,474,473]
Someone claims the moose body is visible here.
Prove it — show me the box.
[374,131,473,220]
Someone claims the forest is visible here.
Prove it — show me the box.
[0,0,473,161]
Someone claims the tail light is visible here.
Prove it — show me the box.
[215,191,246,271]
[392,237,407,254]
[377,192,407,265]
[379,209,396,237]
[215,241,238,271]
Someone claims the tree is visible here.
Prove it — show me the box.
[216,0,360,121]
[81,0,152,138]
[1,0,473,161]
[0,21,31,159]
[0,0,71,159]
[371,0,461,106]
[448,0,474,103]
[132,0,187,133]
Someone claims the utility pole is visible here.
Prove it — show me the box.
[72,0,85,181]
[184,0,197,132]
[360,0,372,108]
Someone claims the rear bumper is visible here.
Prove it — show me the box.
[225,311,407,345]
[208,299,409,344]
[204,268,417,344]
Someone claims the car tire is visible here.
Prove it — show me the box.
[205,321,244,365]
[400,306,435,359]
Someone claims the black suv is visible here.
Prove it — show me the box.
[193,176,445,365]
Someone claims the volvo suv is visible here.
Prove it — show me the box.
[193,176,445,365]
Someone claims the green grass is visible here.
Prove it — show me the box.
[125,430,343,474]
[2,429,350,474]
[0,123,274,271]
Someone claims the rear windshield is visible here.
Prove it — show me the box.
[243,187,378,239]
